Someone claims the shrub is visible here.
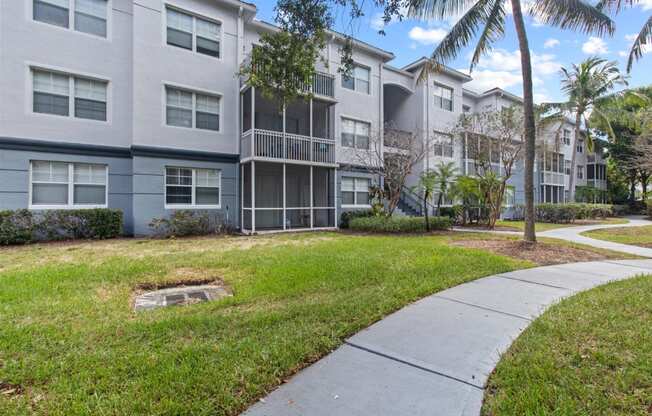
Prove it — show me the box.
[349,216,452,233]
[0,208,123,245]
[513,203,616,224]
[339,209,374,229]
[149,210,231,238]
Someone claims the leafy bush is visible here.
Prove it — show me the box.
[149,210,232,238]
[512,203,616,224]
[0,209,123,245]
[339,209,374,229]
[349,216,452,233]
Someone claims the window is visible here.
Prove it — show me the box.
[563,129,571,145]
[33,69,108,121]
[577,165,584,179]
[434,83,453,111]
[165,167,221,207]
[341,65,370,94]
[30,161,107,207]
[577,141,584,153]
[433,133,454,158]
[503,186,515,207]
[342,177,370,207]
[166,7,221,58]
[565,159,571,175]
[166,86,220,131]
[33,0,108,37]
[341,118,370,149]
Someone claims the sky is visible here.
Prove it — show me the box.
[254,1,652,104]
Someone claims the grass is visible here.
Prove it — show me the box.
[495,217,629,232]
[482,274,652,416]
[582,225,652,248]
[0,232,532,415]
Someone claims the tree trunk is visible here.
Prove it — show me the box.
[641,172,649,201]
[511,0,536,243]
[437,193,443,217]
[568,112,582,202]
[423,192,430,231]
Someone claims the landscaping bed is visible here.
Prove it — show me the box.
[582,225,652,248]
[482,274,652,416]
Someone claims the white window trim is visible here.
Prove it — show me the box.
[164,167,222,209]
[433,82,454,112]
[29,0,112,41]
[163,83,222,132]
[341,176,372,209]
[341,64,371,96]
[28,64,111,124]
[28,161,109,210]
[164,3,223,61]
[341,116,371,150]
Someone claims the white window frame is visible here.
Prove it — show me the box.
[563,129,571,145]
[164,167,222,209]
[577,165,584,179]
[434,83,453,111]
[577,141,584,153]
[164,5,222,59]
[503,185,516,208]
[341,176,371,208]
[31,0,111,39]
[341,117,371,150]
[28,161,108,209]
[164,84,222,132]
[30,66,109,123]
[341,64,371,95]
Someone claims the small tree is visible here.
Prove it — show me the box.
[418,170,438,231]
[456,107,525,229]
[432,162,458,216]
[355,127,432,216]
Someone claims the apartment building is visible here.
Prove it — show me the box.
[0,0,607,235]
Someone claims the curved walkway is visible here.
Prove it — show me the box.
[243,259,652,416]
[538,215,652,258]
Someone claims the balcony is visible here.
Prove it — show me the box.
[541,171,565,186]
[240,62,335,99]
[587,179,607,190]
[241,129,336,166]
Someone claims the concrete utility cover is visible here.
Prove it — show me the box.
[134,284,231,311]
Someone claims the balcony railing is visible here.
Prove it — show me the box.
[241,129,336,165]
[311,72,335,98]
[541,171,565,186]
[587,179,607,190]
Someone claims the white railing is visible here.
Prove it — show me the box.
[245,129,336,164]
[542,171,565,185]
[312,72,335,97]
[588,179,607,190]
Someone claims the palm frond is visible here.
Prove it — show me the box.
[595,0,634,12]
[470,0,506,71]
[531,0,614,36]
[627,16,652,72]
[408,0,481,21]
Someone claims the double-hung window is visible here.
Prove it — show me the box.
[565,159,572,175]
[577,141,584,153]
[341,118,370,149]
[33,69,108,121]
[30,161,107,208]
[166,7,221,58]
[577,165,584,179]
[166,86,220,131]
[342,177,371,207]
[33,0,108,37]
[434,83,453,111]
[342,65,370,94]
[165,167,221,208]
[563,129,571,145]
[503,186,515,207]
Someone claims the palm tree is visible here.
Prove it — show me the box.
[550,57,627,201]
[418,169,438,231]
[433,162,458,216]
[407,0,614,242]
[597,0,651,72]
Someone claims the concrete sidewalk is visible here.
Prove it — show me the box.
[243,259,652,416]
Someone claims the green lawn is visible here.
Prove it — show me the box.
[582,225,652,248]
[495,217,629,232]
[0,233,531,415]
[482,275,652,416]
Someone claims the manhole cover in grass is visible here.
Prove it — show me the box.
[134,284,231,311]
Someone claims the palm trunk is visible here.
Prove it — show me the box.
[424,192,430,231]
[511,0,536,243]
[568,112,582,202]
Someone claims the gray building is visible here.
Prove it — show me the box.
[0,0,606,235]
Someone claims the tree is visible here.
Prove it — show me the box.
[456,107,524,228]
[597,0,652,72]
[418,169,438,231]
[432,162,459,216]
[549,57,627,202]
[409,0,614,243]
[355,127,432,216]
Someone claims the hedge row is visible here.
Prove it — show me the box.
[149,210,234,238]
[513,203,615,224]
[0,209,123,245]
[349,216,452,233]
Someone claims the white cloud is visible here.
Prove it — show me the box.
[475,49,561,77]
[408,26,448,45]
[534,92,551,104]
[639,0,652,10]
[621,33,652,57]
[618,50,629,57]
[458,69,523,92]
[582,37,609,55]
[544,38,560,49]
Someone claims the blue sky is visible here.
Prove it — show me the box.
[254,1,652,103]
